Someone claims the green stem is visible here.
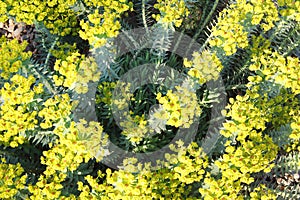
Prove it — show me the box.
[186,0,220,54]
[283,39,300,57]
[280,22,300,56]
[172,30,184,54]
[33,37,59,95]
[44,37,59,68]
[142,0,149,33]
[227,57,252,85]
[33,67,57,95]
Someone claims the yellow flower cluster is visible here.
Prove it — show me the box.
[112,82,133,110]
[201,50,299,197]
[200,92,279,199]
[219,134,277,175]
[76,119,109,161]
[249,0,280,31]
[41,121,92,174]
[200,173,244,199]
[96,81,116,105]
[0,36,31,79]
[152,0,189,27]
[50,42,77,60]
[78,168,144,199]
[210,0,279,55]
[0,75,40,147]
[201,176,276,200]
[30,120,106,199]
[0,159,27,199]
[184,51,223,84]
[1,0,78,36]
[0,1,7,22]
[167,141,208,185]
[289,111,300,151]
[38,94,73,129]
[53,53,83,88]
[111,81,147,142]
[247,36,300,153]
[209,2,249,55]
[28,173,67,200]
[249,49,300,95]
[77,142,208,199]
[112,82,154,143]
[254,87,297,128]
[221,96,265,138]
[207,55,300,198]
[79,0,133,48]
[250,184,277,200]
[120,114,149,143]
[53,53,100,94]
[222,89,298,140]
[278,0,300,21]
[156,85,201,128]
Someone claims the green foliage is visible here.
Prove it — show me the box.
[269,18,300,57]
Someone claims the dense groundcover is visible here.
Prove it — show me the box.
[0,0,299,199]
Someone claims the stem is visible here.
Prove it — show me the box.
[280,22,300,56]
[283,39,300,57]
[44,37,59,68]
[33,67,57,95]
[186,0,220,54]
[227,57,252,85]
[142,0,149,33]
[33,36,59,95]
[172,30,184,54]
[225,84,247,90]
